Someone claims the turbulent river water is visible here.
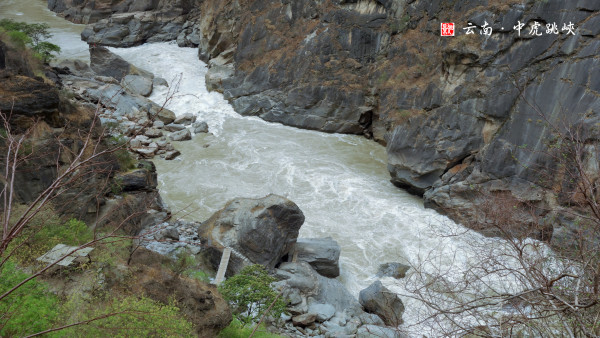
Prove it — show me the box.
[1,1,522,333]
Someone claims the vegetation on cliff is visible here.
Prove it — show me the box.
[0,19,61,63]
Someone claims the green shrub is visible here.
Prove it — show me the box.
[185,269,212,283]
[5,30,31,47]
[218,317,284,338]
[0,261,61,336]
[7,206,93,265]
[56,296,195,337]
[0,19,60,62]
[218,264,286,327]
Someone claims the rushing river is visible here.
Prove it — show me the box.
[1,2,525,334]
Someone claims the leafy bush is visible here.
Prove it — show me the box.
[0,261,60,336]
[57,296,195,337]
[218,317,284,338]
[7,205,93,265]
[218,264,286,327]
[0,19,60,62]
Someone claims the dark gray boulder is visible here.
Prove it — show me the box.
[193,121,209,133]
[113,161,157,192]
[198,194,305,274]
[169,129,192,142]
[275,262,364,315]
[294,237,341,278]
[359,281,404,326]
[122,74,153,97]
[90,46,153,81]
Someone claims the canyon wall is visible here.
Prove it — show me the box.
[50,0,600,243]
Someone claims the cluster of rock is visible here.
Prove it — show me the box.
[189,194,407,337]
[132,193,407,336]
[55,46,211,161]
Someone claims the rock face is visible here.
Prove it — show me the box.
[184,0,600,240]
[122,74,153,97]
[198,194,305,275]
[359,281,404,326]
[294,237,341,278]
[49,0,200,46]
[0,74,60,129]
[275,262,364,315]
[90,46,153,82]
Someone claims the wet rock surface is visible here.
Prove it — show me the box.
[376,262,410,279]
[359,281,404,326]
[198,194,305,275]
[293,237,341,278]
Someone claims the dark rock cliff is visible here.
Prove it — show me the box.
[49,0,600,242]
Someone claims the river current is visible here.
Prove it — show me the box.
[0,2,520,333]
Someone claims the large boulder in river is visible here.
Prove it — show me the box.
[90,46,153,81]
[198,194,305,275]
[294,237,340,278]
[359,281,404,326]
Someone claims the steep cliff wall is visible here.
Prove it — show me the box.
[49,0,600,242]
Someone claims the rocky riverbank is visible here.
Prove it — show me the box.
[56,45,216,161]
[0,34,232,335]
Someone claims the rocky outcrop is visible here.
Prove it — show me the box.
[359,281,404,326]
[198,194,305,275]
[90,46,153,82]
[274,262,402,337]
[293,237,341,278]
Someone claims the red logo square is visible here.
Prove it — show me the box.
[441,23,455,36]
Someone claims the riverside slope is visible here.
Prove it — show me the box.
[49,0,600,243]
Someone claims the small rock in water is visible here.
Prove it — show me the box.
[376,262,410,279]
[192,121,209,133]
[174,113,196,125]
[165,150,181,160]
[169,129,192,141]
[155,139,168,148]
[164,123,186,132]
[153,77,168,87]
